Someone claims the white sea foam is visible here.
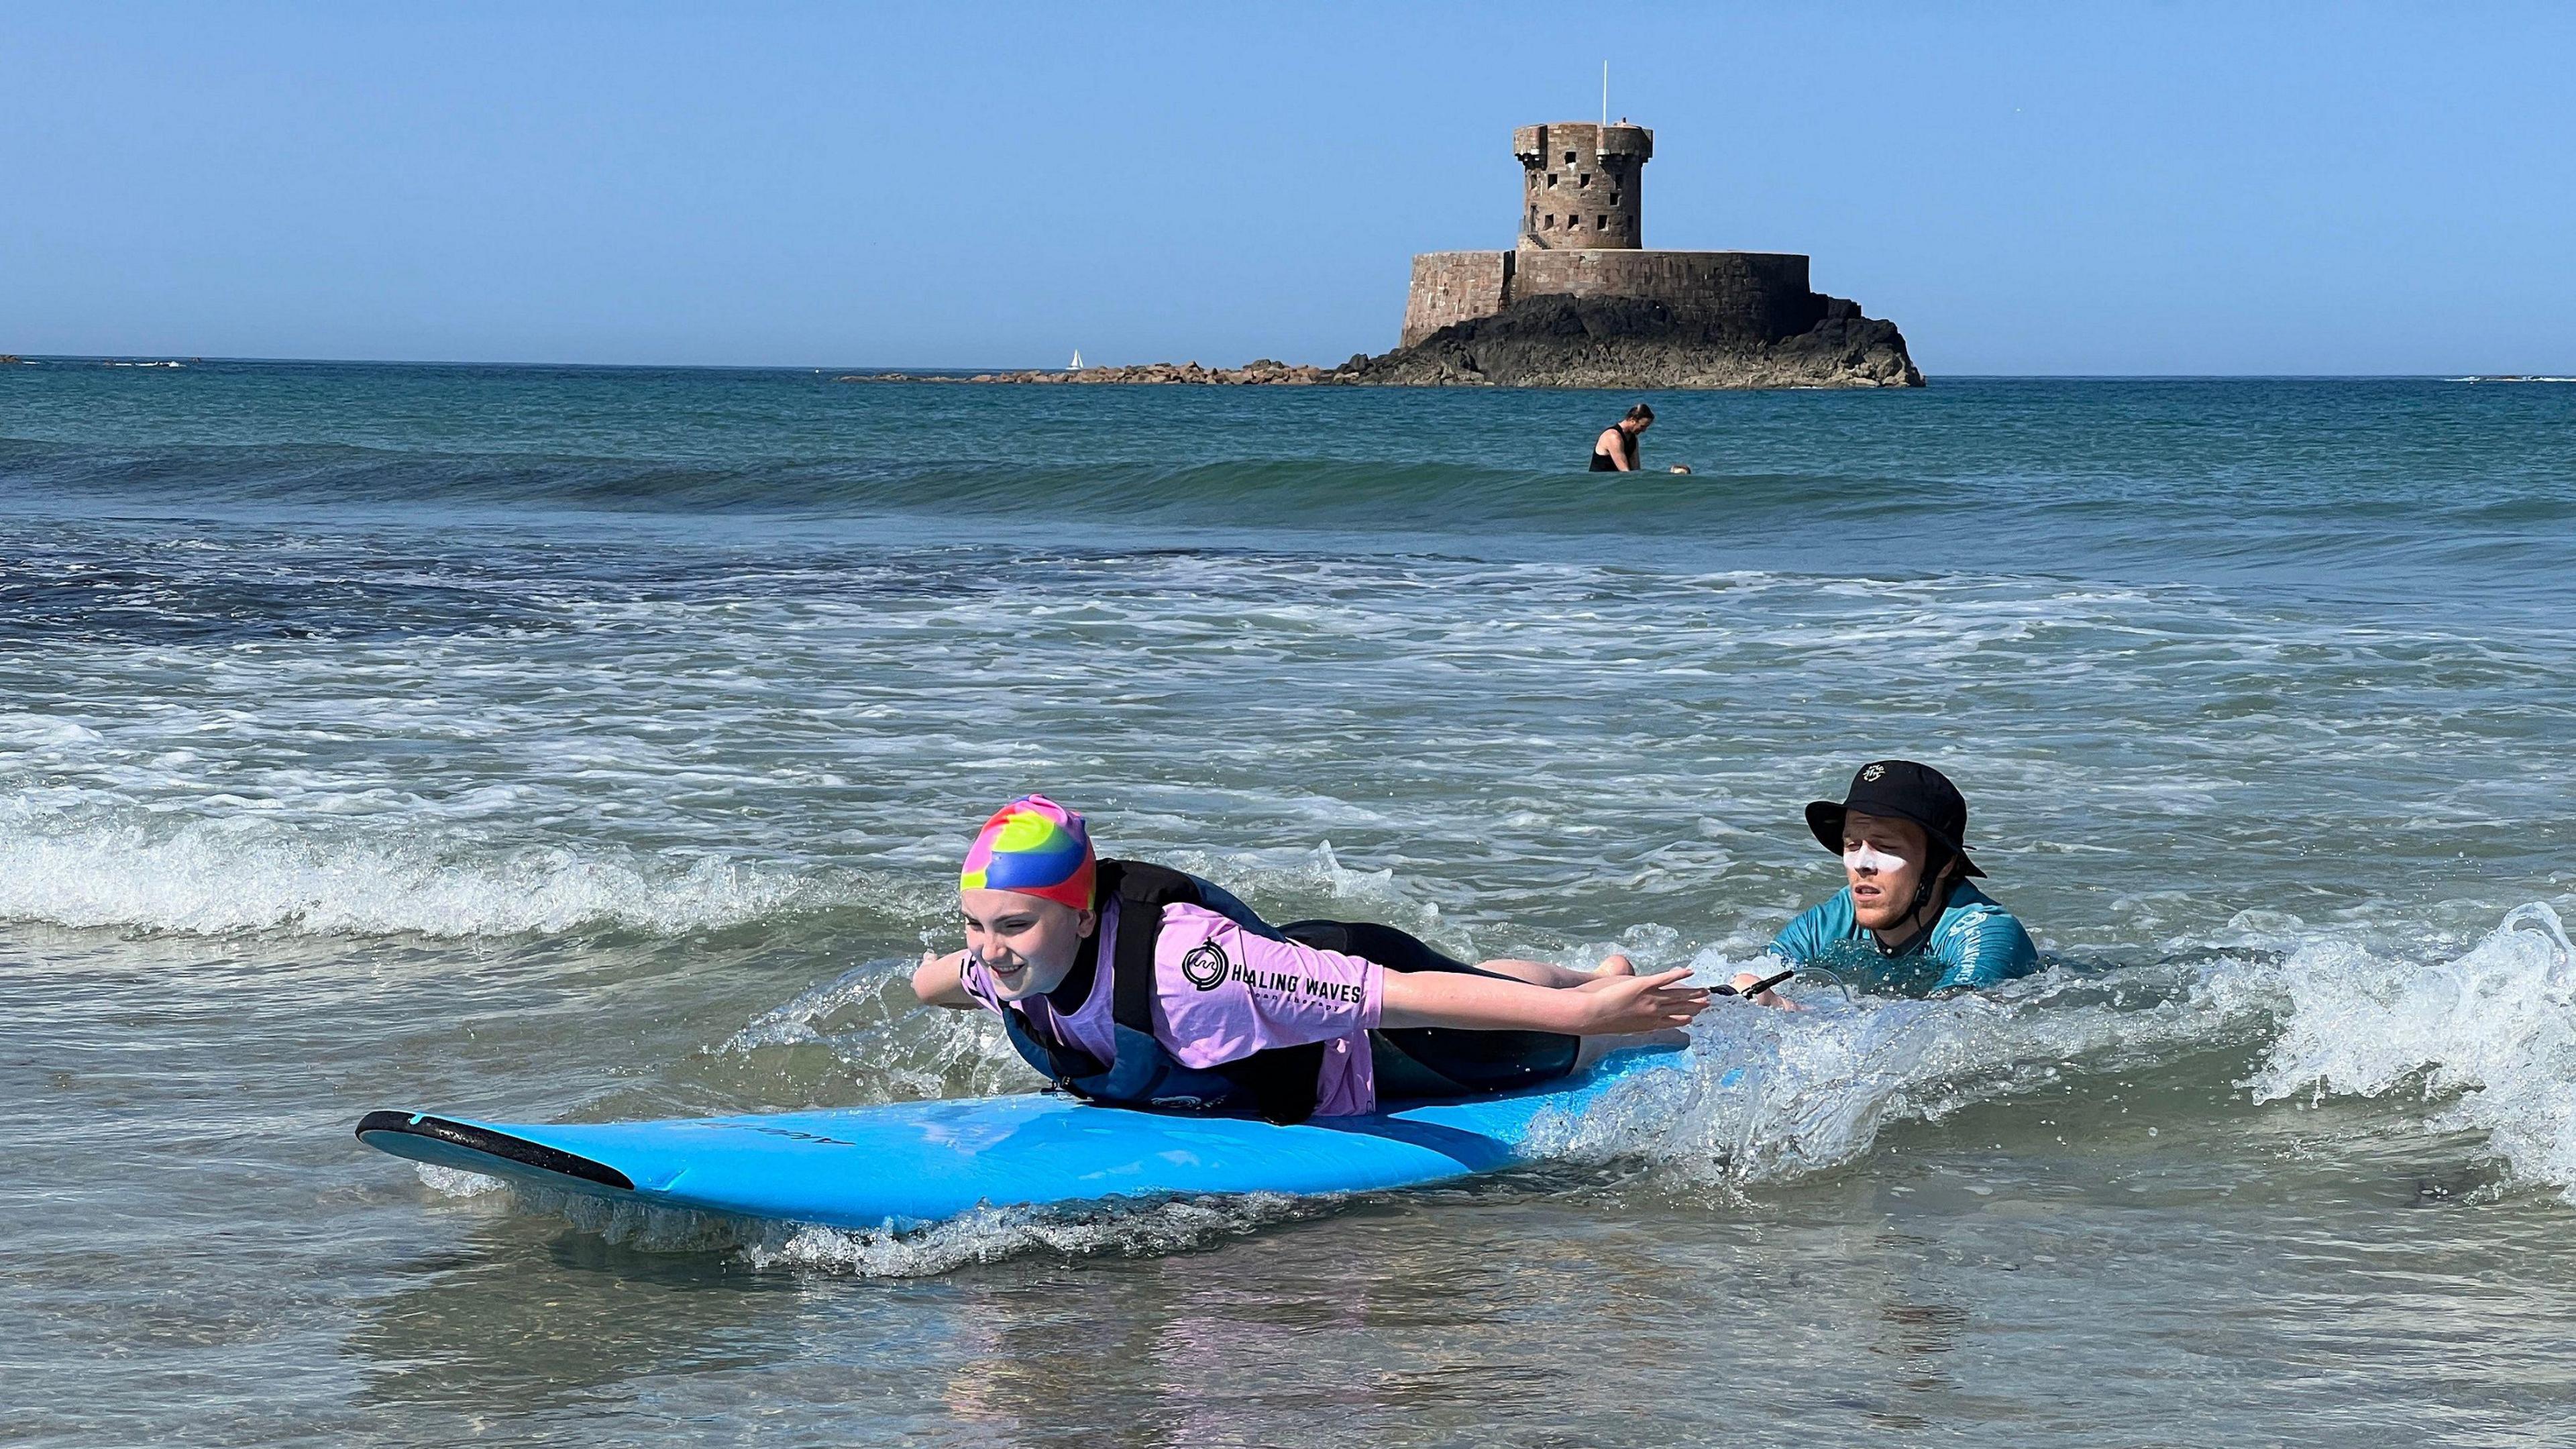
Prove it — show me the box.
[741,1193,1328,1277]
[5,551,2567,963]
[414,1163,508,1198]
[0,817,844,936]
[423,1164,1326,1278]
[2229,902,2576,1199]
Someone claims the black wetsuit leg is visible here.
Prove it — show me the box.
[1277,920,1582,1099]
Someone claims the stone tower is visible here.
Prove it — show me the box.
[1514,121,1652,250]
[1385,117,1921,386]
[1400,116,1811,348]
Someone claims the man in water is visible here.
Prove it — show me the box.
[1591,405,1654,472]
[1737,760,2039,999]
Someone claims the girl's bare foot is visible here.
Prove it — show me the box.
[1571,953,1644,993]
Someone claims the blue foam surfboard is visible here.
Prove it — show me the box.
[355,1047,1682,1232]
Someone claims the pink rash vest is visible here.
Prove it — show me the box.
[960,897,1386,1116]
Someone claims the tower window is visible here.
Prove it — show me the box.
[1564,150,1576,163]
[1546,215,1556,229]
[1580,173,1591,188]
[1547,173,1557,187]
[1527,173,1538,190]
[1611,192,1622,206]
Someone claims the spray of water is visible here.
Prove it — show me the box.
[2230,902,2576,1195]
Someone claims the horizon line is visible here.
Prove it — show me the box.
[6,353,2561,382]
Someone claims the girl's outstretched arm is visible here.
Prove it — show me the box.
[1380,967,1706,1034]
[914,949,976,1008]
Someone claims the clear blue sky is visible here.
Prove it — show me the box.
[5,2,2571,374]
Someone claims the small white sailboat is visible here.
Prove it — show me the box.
[1068,349,1084,371]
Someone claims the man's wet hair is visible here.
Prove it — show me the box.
[1623,404,1655,423]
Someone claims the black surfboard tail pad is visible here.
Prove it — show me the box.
[356,1110,634,1191]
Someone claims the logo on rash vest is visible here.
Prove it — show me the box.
[1179,943,1230,991]
[1226,958,1368,1006]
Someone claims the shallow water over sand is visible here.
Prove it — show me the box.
[4,365,2573,1444]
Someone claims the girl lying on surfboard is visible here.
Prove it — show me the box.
[914,796,1707,1124]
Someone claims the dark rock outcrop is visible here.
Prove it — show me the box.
[1340,292,1922,389]
[836,296,1921,391]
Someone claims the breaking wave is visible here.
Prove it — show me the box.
[1534,957,2252,1189]
[2232,902,2576,1196]
[1554,906,2576,1203]
[0,808,1424,946]
[0,817,855,937]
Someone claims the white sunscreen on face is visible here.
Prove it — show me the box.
[1845,842,1911,874]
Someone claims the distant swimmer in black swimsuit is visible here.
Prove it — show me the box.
[1591,405,1690,474]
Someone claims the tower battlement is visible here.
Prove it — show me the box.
[1512,121,1652,250]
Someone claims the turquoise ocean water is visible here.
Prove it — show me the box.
[5,362,2575,1445]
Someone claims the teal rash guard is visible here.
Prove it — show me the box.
[1766,881,2039,996]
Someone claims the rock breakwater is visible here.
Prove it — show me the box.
[837,359,1342,386]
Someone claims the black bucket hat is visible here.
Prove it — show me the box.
[1804,760,1985,878]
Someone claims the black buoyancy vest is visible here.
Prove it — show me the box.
[1590,429,1638,471]
[996,859,1330,1125]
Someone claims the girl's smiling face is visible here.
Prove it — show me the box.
[959,888,1096,1000]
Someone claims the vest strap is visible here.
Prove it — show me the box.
[1078,860,1330,1125]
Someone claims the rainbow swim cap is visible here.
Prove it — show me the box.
[959,795,1096,911]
